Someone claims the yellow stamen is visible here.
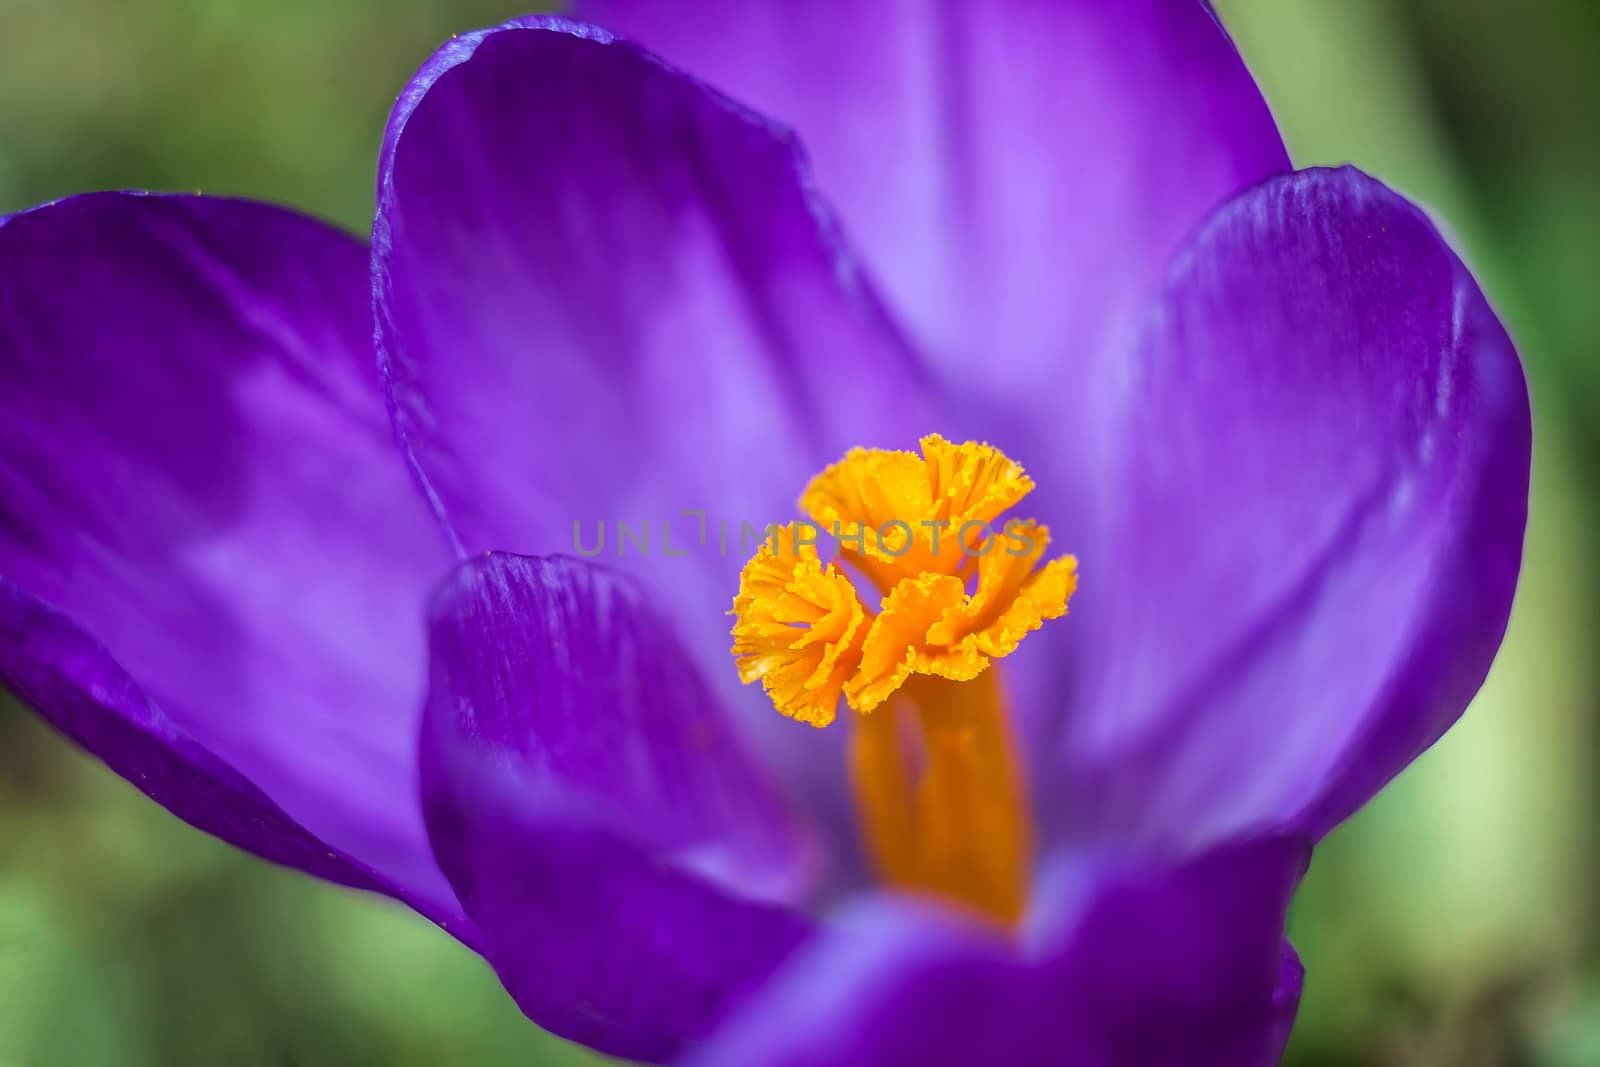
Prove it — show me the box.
[729,437,1076,924]
[730,523,867,728]
[801,435,1034,590]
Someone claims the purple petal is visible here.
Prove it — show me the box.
[1269,944,1306,1062]
[692,836,1307,1067]
[0,193,461,925]
[420,552,815,1061]
[373,16,932,815]
[1065,167,1531,848]
[575,0,1287,407]
[2,583,391,897]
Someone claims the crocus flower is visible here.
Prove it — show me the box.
[0,4,1529,1064]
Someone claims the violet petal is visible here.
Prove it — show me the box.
[691,836,1308,1067]
[420,551,815,1061]
[1063,167,1531,849]
[0,192,462,926]
[373,16,932,813]
[576,0,1288,410]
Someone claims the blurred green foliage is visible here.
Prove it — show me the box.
[1,1,1596,1064]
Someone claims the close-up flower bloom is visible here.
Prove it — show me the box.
[0,4,1531,1065]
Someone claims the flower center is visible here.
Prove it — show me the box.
[729,435,1077,924]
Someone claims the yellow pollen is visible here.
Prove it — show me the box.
[728,436,1078,924]
[801,435,1036,590]
[729,523,868,728]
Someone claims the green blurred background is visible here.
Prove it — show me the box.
[0,1,1595,1064]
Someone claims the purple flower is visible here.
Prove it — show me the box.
[0,5,1529,1065]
